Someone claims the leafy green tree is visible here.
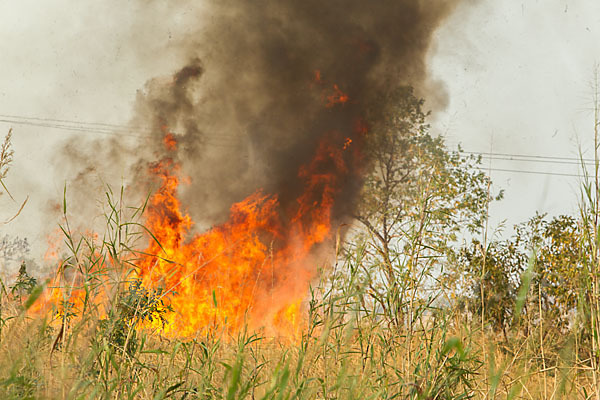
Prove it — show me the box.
[356,87,493,266]
[535,215,585,324]
[452,238,526,339]
[453,212,589,336]
[516,213,588,332]
[351,86,498,326]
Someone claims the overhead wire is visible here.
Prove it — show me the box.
[0,113,242,146]
[484,168,585,178]
[2,112,599,177]
[477,155,592,166]
[0,113,149,130]
[0,117,149,138]
[454,150,595,178]
[456,149,595,163]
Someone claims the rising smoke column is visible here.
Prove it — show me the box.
[55,0,462,335]
[123,0,461,225]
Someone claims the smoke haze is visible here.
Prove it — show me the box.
[58,0,461,232]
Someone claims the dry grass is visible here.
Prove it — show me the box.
[0,220,596,399]
[1,126,599,398]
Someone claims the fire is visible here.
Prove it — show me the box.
[136,127,356,337]
[313,70,350,107]
[124,71,363,338]
[313,70,322,83]
[33,72,364,339]
[163,132,177,151]
[343,138,352,150]
[326,84,349,107]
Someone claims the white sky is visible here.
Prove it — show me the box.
[430,0,600,234]
[0,0,599,264]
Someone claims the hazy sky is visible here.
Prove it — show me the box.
[431,0,600,233]
[0,0,599,263]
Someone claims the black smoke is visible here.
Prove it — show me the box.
[59,0,461,232]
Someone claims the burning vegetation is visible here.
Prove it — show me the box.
[137,114,363,336]
[6,2,600,398]
[42,0,461,338]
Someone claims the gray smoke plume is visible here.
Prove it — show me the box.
[58,0,461,232]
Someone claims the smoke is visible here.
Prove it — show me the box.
[57,0,461,232]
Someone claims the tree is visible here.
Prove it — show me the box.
[452,212,589,337]
[524,214,587,331]
[351,86,497,326]
[452,237,526,339]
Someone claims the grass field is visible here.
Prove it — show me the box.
[1,211,598,399]
[2,111,600,399]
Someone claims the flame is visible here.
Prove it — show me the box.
[163,133,177,151]
[313,70,350,108]
[326,84,349,107]
[34,74,365,339]
[272,299,303,340]
[136,127,356,337]
[343,138,352,150]
[313,70,322,83]
[31,244,112,319]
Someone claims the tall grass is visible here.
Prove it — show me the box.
[577,77,600,400]
[0,184,480,399]
[2,138,600,398]
[0,194,569,399]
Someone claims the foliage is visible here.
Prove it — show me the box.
[353,86,499,332]
[97,279,172,357]
[453,238,526,338]
[450,212,591,337]
[356,86,497,251]
[0,236,30,264]
[9,262,37,302]
[1,89,600,398]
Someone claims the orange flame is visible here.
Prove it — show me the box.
[313,70,350,107]
[343,138,352,150]
[34,74,365,340]
[136,128,355,337]
[163,133,177,151]
[326,84,349,107]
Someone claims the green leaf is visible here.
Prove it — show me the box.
[441,337,464,358]
[226,355,243,400]
[515,251,536,317]
[140,349,169,355]
[63,183,67,215]
[23,284,44,311]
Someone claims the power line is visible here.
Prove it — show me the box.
[0,113,149,130]
[1,112,596,157]
[457,151,596,178]
[1,112,596,159]
[2,112,600,176]
[0,117,149,138]
[457,149,596,163]
[486,168,585,178]
[456,149,600,178]
[0,114,241,145]
[478,155,594,166]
